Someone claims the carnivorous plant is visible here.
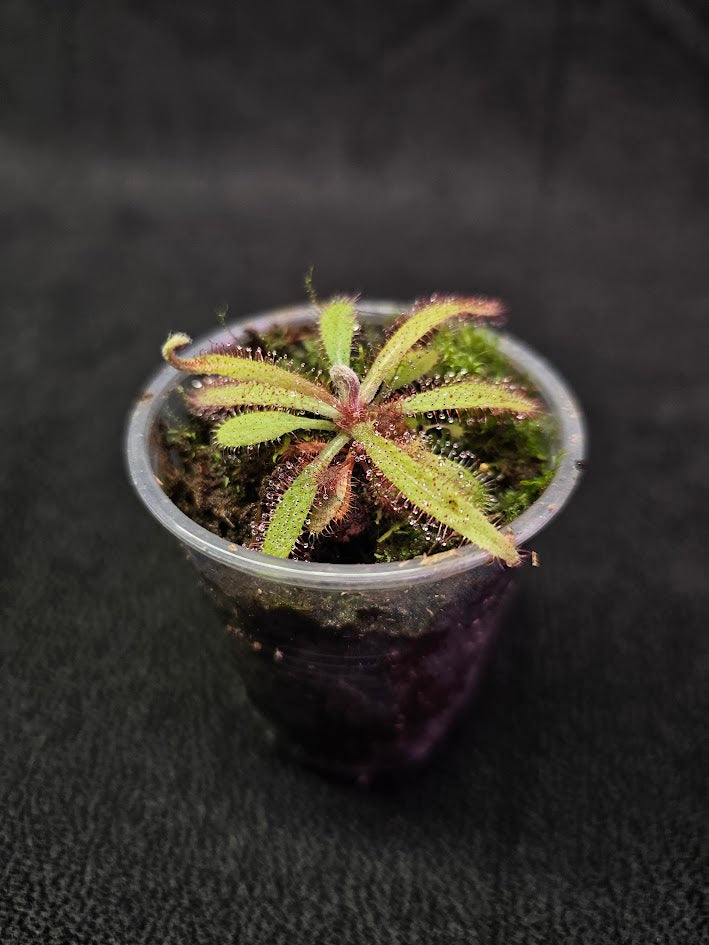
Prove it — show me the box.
[163,296,539,564]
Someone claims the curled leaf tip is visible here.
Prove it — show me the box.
[162,332,192,368]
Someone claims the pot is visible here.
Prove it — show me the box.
[125,301,586,781]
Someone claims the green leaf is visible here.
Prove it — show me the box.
[162,333,336,406]
[360,297,504,403]
[397,379,538,416]
[262,434,349,558]
[215,411,336,448]
[319,297,357,368]
[352,423,519,565]
[386,348,439,389]
[410,446,491,512]
[188,382,340,419]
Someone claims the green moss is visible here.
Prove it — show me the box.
[373,519,431,563]
[432,323,513,380]
[158,402,270,542]
[157,319,558,563]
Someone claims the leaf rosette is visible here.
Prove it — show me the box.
[163,295,540,564]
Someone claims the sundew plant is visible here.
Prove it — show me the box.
[163,296,540,565]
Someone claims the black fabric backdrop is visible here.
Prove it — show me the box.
[1,2,707,943]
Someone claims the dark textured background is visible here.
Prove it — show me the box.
[1,1,708,942]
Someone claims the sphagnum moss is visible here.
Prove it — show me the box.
[159,295,557,565]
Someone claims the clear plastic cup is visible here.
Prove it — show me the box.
[125,302,586,780]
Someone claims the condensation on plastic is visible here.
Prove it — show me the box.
[125,301,586,777]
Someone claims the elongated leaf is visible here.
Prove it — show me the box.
[262,434,349,558]
[352,423,519,565]
[407,445,491,512]
[309,455,355,534]
[319,297,357,368]
[163,333,336,406]
[397,379,538,416]
[360,297,504,402]
[215,411,335,448]
[386,348,439,389]
[188,382,340,419]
